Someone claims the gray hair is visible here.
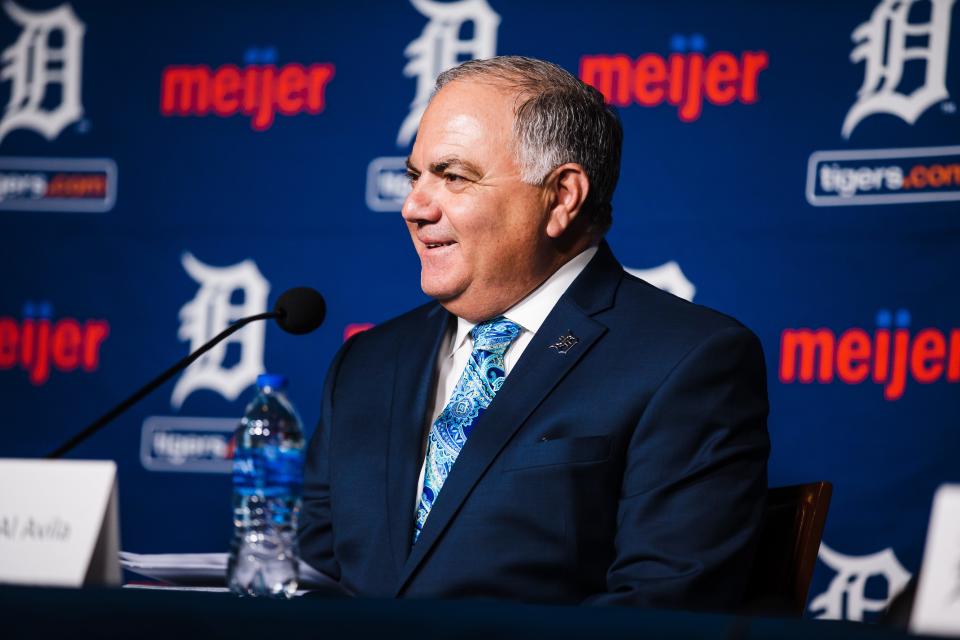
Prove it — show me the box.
[434,56,622,234]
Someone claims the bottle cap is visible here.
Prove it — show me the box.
[256,373,287,391]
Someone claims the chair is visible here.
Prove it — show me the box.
[742,481,833,616]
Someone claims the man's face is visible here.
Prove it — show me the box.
[402,80,554,322]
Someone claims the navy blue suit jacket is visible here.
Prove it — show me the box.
[299,243,770,609]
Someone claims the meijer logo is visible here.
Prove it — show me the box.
[160,51,335,131]
[0,301,109,386]
[779,309,960,401]
[580,35,768,122]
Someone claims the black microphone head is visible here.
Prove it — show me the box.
[274,287,326,335]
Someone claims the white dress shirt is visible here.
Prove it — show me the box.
[414,245,599,510]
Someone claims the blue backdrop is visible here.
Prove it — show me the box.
[2,0,958,622]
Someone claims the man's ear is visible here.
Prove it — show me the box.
[543,163,590,239]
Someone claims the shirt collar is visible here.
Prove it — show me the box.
[447,245,599,357]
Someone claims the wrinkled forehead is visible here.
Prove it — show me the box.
[431,75,528,109]
[417,79,521,158]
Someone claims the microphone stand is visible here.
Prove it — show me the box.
[46,311,278,459]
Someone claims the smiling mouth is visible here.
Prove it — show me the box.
[425,241,456,249]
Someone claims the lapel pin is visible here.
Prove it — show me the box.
[548,331,579,355]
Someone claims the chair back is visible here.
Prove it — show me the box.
[743,481,833,616]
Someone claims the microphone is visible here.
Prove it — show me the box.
[274,286,326,335]
[46,287,326,459]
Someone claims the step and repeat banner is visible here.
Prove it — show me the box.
[1,0,958,621]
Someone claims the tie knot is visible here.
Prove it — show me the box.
[471,316,521,351]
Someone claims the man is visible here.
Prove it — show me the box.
[299,56,769,610]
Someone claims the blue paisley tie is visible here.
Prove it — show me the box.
[413,316,522,543]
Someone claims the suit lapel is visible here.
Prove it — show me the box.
[394,243,624,594]
[385,303,450,576]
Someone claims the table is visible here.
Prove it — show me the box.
[1,585,922,639]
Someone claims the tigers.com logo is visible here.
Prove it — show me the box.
[779,309,959,401]
[141,416,236,473]
[805,0,959,207]
[807,146,960,206]
[0,157,117,212]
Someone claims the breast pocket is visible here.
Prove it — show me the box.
[502,435,611,471]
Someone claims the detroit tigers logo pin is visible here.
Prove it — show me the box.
[548,331,579,355]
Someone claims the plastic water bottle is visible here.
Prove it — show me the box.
[227,373,305,598]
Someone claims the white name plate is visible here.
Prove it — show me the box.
[0,459,121,587]
[912,484,960,636]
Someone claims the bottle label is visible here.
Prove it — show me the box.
[233,446,304,497]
